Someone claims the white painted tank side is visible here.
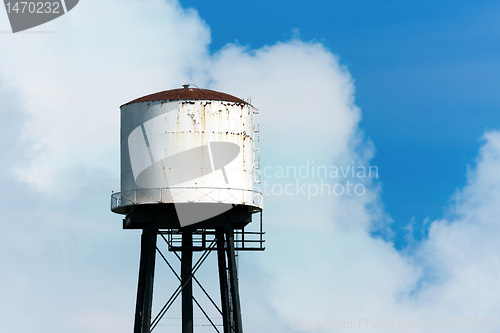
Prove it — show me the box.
[115,99,261,212]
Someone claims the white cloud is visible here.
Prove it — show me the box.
[207,40,362,163]
[410,131,500,322]
[1,0,500,332]
[254,130,500,333]
[0,0,211,194]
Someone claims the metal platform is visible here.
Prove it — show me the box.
[111,187,263,215]
[160,225,265,252]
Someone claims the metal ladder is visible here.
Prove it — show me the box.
[252,106,261,184]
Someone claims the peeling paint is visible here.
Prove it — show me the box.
[117,94,261,212]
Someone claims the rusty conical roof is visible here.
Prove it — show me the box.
[122,87,247,106]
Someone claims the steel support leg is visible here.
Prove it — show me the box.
[216,229,230,333]
[182,230,193,333]
[134,225,157,333]
[226,227,243,333]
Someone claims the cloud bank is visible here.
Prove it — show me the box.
[0,0,499,332]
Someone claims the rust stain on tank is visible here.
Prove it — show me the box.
[176,102,182,132]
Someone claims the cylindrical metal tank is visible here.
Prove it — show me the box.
[111,86,262,227]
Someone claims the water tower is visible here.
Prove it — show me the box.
[111,85,264,333]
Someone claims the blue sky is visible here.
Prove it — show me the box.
[183,0,500,247]
[1,1,500,332]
